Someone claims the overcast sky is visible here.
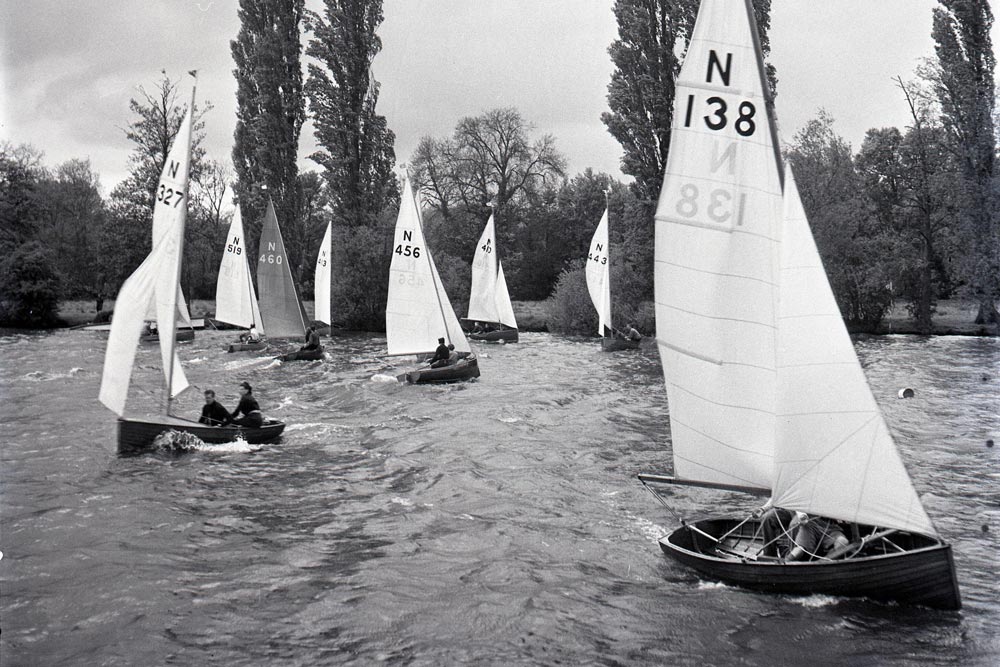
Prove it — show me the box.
[2,1,997,195]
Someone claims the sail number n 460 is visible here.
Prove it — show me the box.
[683,95,756,137]
[395,244,421,258]
[260,253,283,264]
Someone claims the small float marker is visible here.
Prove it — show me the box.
[897,388,915,399]
[987,439,994,449]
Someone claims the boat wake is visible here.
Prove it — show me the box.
[151,430,262,454]
[370,373,399,383]
[22,367,84,382]
[789,594,841,608]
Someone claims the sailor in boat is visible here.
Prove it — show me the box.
[446,343,458,364]
[199,389,232,427]
[622,323,642,342]
[230,381,263,428]
[428,337,451,368]
[299,326,321,352]
[240,324,261,344]
[761,508,850,560]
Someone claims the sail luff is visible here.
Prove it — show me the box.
[314,221,332,326]
[771,168,935,535]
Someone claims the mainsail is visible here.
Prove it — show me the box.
[215,207,263,332]
[100,101,194,413]
[586,208,612,336]
[257,199,307,339]
[314,221,332,326]
[654,0,782,491]
[468,215,499,323]
[495,261,517,330]
[386,176,470,356]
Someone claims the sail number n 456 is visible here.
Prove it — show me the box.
[395,244,421,258]
[683,95,756,137]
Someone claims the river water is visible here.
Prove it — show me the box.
[1,329,997,665]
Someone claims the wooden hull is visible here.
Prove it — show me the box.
[601,336,639,351]
[278,347,324,362]
[469,328,518,343]
[399,355,480,384]
[228,341,266,353]
[661,518,961,610]
[140,329,195,344]
[117,416,285,456]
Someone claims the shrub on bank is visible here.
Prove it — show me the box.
[0,241,61,327]
[546,265,596,335]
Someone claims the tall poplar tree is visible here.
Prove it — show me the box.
[231,0,307,261]
[930,0,998,324]
[305,0,398,227]
[602,0,775,200]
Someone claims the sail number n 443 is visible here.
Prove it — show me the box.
[588,253,607,265]
[683,95,756,137]
[395,244,421,258]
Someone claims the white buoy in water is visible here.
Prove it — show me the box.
[897,387,915,399]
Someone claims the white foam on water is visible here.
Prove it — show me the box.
[223,356,271,371]
[195,439,263,454]
[186,357,207,365]
[789,594,841,608]
[263,359,283,369]
[390,497,414,507]
[696,581,733,591]
[370,373,399,383]
[497,416,520,423]
[627,512,668,544]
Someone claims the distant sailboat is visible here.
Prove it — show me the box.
[586,207,636,351]
[100,87,284,454]
[256,199,321,361]
[386,176,479,383]
[216,206,265,352]
[462,214,518,342]
[638,0,960,610]
[314,220,332,329]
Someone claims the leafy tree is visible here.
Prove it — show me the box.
[231,0,306,262]
[0,142,48,253]
[602,0,775,200]
[0,241,61,327]
[305,0,399,227]
[787,111,898,331]
[929,0,998,324]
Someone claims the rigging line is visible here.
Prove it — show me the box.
[639,477,685,525]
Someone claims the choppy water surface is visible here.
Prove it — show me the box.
[1,329,997,665]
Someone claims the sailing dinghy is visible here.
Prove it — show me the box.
[100,87,284,454]
[461,214,518,343]
[386,176,479,383]
[639,0,959,610]
[586,207,637,351]
[216,206,266,352]
[257,199,321,361]
[313,220,333,335]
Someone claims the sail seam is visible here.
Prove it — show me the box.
[655,258,778,288]
[656,301,777,331]
[669,380,775,415]
[674,453,768,488]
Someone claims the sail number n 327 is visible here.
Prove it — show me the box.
[157,184,184,208]
[395,244,421,258]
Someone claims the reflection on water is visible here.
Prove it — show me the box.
[0,329,997,665]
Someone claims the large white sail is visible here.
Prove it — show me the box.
[771,168,935,535]
[495,260,517,330]
[215,207,263,332]
[99,241,167,415]
[586,208,612,336]
[468,215,499,323]
[257,199,307,339]
[314,221,332,326]
[654,0,782,490]
[386,177,470,356]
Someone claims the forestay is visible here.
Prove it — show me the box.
[257,200,307,340]
[386,177,470,356]
[214,207,263,332]
[654,0,782,490]
[314,221,332,326]
[772,169,935,535]
[586,208,612,336]
[468,215,499,323]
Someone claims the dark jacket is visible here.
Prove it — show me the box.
[302,329,321,351]
[430,343,450,363]
[231,394,261,419]
[199,401,231,426]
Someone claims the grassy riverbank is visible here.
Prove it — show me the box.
[56,298,997,336]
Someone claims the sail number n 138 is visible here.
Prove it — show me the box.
[683,95,756,137]
[675,183,746,226]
